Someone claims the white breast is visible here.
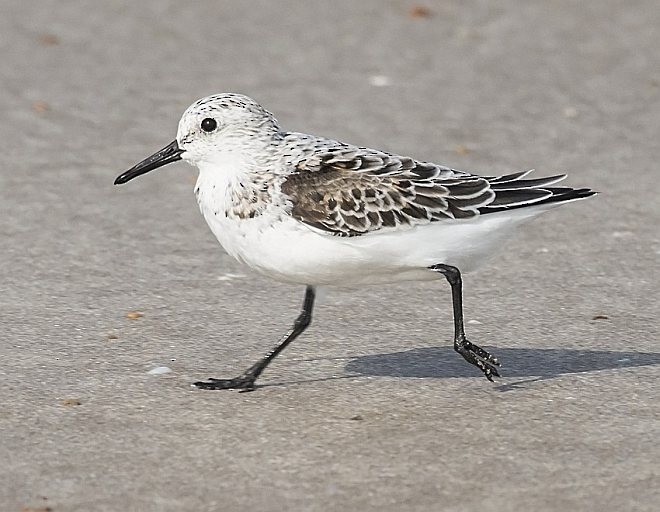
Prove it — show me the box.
[194,165,361,283]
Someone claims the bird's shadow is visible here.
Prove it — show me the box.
[265,346,660,391]
[341,346,660,390]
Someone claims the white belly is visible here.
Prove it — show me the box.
[194,164,546,286]
[199,201,542,286]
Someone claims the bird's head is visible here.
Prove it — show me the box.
[114,93,279,185]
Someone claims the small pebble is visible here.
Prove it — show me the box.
[409,5,432,18]
[37,33,59,45]
[32,101,50,112]
[217,273,246,281]
[369,75,391,87]
[148,366,172,375]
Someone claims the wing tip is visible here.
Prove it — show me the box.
[480,186,596,214]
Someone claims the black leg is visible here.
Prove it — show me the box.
[429,264,501,381]
[194,286,316,391]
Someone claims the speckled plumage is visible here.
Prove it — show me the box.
[115,93,596,388]
[161,93,595,285]
[183,94,590,242]
[113,93,599,286]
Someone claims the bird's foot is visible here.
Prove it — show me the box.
[193,374,257,392]
[454,337,501,381]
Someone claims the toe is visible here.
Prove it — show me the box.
[193,377,256,390]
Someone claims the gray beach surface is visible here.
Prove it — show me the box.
[1,1,659,511]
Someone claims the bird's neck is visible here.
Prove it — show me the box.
[195,151,277,221]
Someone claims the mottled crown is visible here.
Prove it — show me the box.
[184,93,279,131]
[176,93,282,162]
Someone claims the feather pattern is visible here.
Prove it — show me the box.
[280,143,593,237]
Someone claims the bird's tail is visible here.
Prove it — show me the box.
[478,170,596,214]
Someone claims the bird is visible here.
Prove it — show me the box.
[114,93,595,391]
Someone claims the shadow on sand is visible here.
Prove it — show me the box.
[343,346,660,389]
[265,346,660,390]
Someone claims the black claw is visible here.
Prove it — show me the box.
[485,363,501,380]
[455,338,502,381]
[474,358,499,382]
[464,340,500,367]
[193,375,256,391]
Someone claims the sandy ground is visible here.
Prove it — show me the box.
[1,1,659,511]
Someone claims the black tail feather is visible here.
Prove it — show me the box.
[479,175,596,214]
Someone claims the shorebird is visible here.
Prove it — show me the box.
[115,93,595,391]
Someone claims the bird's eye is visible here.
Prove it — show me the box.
[200,118,217,132]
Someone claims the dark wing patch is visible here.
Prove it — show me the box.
[281,149,493,236]
[281,144,594,235]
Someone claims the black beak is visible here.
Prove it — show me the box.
[114,140,184,185]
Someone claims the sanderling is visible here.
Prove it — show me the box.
[115,93,595,391]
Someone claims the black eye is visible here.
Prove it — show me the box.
[200,118,217,132]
